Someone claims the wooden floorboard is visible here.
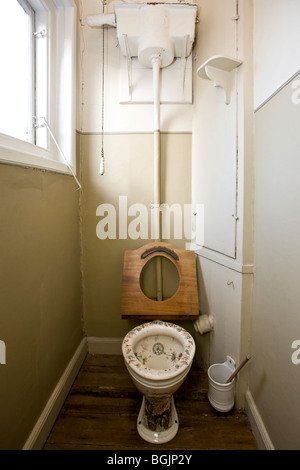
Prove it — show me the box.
[44,354,257,451]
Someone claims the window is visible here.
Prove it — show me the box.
[0,0,76,174]
[0,1,35,143]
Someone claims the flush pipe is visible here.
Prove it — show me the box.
[151,54,163,301]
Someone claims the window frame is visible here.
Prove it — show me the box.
[0,0,77,175]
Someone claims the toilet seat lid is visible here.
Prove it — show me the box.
[122,321,195,380]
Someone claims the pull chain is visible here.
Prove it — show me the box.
[100,0,106,175]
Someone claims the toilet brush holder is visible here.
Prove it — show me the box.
[208,356,236,412]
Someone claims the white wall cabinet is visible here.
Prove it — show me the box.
[192,0,238,259]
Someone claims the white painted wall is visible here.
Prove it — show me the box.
[254,0,300,109]
[250,0,300,449]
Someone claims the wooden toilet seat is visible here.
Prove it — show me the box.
[121,242,199,320]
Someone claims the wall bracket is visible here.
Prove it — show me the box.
[197,55,243,105]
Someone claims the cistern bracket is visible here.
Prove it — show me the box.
[197,55,243,105]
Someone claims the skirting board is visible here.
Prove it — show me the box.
[23,338,88,450]
[245,390,275,450]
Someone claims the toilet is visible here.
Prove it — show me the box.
[122,320,195,444]
[121,242,199,443]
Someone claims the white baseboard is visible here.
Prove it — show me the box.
[23,338,88,450]
[87,336,123,355]
[245,390,275,450]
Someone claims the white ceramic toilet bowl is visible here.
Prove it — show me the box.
[122,320,195,444]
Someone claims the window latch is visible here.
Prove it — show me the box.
[33,116,46,128]
[33,29,47,39]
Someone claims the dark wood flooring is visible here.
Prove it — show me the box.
[44,354,257,450]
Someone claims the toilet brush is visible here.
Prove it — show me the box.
[225,355,251,384]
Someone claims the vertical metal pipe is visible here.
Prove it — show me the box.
[151,55,162,301]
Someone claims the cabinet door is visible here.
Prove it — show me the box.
[192,0,238,258]
[192,84,237,258]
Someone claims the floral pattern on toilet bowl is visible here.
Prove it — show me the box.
[122,321,195,380]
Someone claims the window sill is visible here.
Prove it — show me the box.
[0,133,72,175]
